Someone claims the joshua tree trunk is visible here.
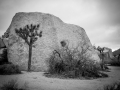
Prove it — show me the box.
[28,39,32,71]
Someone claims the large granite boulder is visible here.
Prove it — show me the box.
[6,12,100,71]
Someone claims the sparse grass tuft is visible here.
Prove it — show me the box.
[103,82,120,90]
[0,79,28,90]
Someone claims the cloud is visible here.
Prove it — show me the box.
[0,0,28,35]
[107,26,120,44]
[0,0,119,50]
[97,0,120,26]
[88,25,120,50]
[0,0,100,35]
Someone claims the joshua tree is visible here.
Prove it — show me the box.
[97,46,107,70]
[15,24,42,71]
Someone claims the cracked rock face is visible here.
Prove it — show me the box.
[7,12,100,71]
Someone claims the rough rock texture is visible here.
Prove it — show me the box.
[7,12,100,71]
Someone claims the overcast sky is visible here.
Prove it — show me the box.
[0,0,120,51]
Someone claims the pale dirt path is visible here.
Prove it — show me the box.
[0,66,120,90]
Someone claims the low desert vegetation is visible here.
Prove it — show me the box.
[0,47,21,75]
[0,63,21,75]
[110,58,120,66]
[0,48,8,65]
[47,41,108,79]
[102,82,120,90]
[0,79,28,90]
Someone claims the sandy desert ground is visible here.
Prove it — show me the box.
[0,66,120,90]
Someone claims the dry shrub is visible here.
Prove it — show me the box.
[0,64,21,75]
[47,45,108,79]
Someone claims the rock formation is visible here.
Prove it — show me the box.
[113,48,120,61]
[103,47,114,59]
[0,38,6,48]
[6,12,100,71]
[95,46,114,64]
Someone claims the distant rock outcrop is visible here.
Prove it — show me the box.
[103,47,114,63]
[2,31,9,47]
[103,47,114,59]
[6,12,100,71]
[113,48,120,61]
[0,38,6,48]
[95,46,114,64]
[113,49,120,56]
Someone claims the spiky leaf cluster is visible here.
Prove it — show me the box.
[2,31,9,38]
[15,24,42,45]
